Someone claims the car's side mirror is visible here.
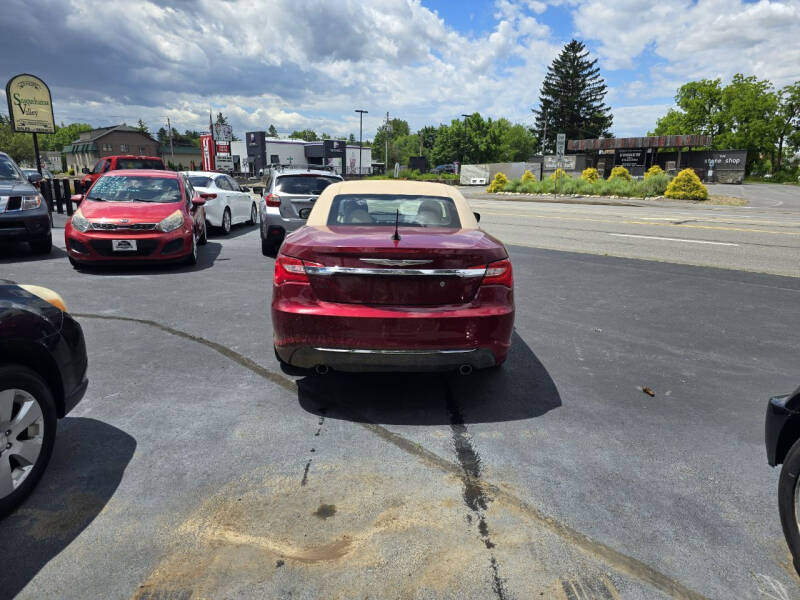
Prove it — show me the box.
[81,167,90,174]
[27,172,43,184]
[298,207,312,219]
[191,196,206,206]
[71,194,84,205]
[473,212,481,223]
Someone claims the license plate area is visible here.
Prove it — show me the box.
[112,239,137,252]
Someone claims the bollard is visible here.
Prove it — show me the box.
[53,178,64,214]
[63,179,74,216]
[41,180,53,213]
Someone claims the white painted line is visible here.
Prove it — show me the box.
[608,233,740,246]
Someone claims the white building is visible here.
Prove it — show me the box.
[245,132,372,175]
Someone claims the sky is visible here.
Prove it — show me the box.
[1,0,799,142]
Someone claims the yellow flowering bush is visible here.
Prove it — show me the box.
[521,169,536,183]
[644,165,665,179]
[608,166,632,181]
[549,168,569,180]
[487,172,509,193]
[665,168,708,200]
[581,167,599,182]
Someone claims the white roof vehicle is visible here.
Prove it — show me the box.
[183,171,258,235]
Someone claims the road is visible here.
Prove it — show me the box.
[0,187,799,599]
[461,184,800,277]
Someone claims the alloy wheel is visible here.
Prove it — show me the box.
[0,389,45,498]
[250,204,257,224]
[223,209,231,233]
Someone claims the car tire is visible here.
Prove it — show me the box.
[29,233,52,255]
[261,237,277,258]
[220,208,231,236]
[0,365,58,517]
[184,233,198,266]
[198,222,208,246]
[248,203,258,225]
[779,437,800,575]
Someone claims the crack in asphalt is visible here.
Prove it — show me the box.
[74,312,710,600]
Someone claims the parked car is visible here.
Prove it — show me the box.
[259,167,343,256]
[184,171,258,235]
[430,164,456,174]
[21,168,55,189]
[0,281,88,516]
[765,384,800,574]
[79,155,164,190]
[0,152,51,254]
[65,170,207,268]
[271,180,514,374]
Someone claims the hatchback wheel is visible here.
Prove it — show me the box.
[198,222,208,246]
[220,208,231,235]
[185,232,198,266]
[248,203,258,225]
[0,366,57,516]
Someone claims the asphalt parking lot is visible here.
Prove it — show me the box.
[1,197,799,599]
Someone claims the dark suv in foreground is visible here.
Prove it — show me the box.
[0,152,51,254]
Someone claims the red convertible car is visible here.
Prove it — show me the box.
[271,181,514,373]
[65,170,207,267]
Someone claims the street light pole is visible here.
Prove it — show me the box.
[461,114,470,171]
[355,109,368,176]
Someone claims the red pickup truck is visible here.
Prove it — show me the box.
[80,155,165,189]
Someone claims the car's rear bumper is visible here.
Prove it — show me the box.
[272,286,514,372]
[262,209,304,237]
[276,345,498,372]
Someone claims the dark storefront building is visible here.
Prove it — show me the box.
[567,135,747,183]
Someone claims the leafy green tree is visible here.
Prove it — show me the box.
[774,82,800,170]
[320,132,331,140]
[39,122,93,152]
[372,119,410,163]
[289,129,318,141]
[215,112,229,126]
[348,133,356,144]
[267,124,278,137]
[136,119,149,135]
[651,109,690,136]
[532,39,612,153]
[0,115,34,163]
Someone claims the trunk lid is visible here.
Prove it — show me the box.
[283,226,507,305]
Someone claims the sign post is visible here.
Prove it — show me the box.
[555,133,566,196]
[5,73,56,175]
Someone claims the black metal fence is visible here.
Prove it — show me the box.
[39,178,86,216]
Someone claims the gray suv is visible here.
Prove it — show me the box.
[259,167,342,256]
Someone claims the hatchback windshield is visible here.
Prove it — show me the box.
[327,194,461,228]
[275,175,339,195]
[87,175,181,203]
[188,176,212,188]
[116,159,164,170]
[0,155,26,181]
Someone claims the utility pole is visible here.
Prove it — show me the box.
[355,109,368,176]
[461,113,470,171]
[166,117,174,165]
[384,112,391,172]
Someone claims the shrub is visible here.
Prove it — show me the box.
[581,167,599,182]
[521,169,536,183]
[642,172,671,197]
[644,164,664,179]
[665,168,708,200]
[504,179,522,192]
[608,166,631,181]
[67,167,75,176]
[549,168,569,181]
[487,172,509,192]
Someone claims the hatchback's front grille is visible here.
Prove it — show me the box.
[91,222,156,231]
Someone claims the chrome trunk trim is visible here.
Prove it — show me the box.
[304,266,486,278]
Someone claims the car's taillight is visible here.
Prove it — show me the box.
[477,258,513,288]
[265,193,281,207]
[274,255,323,286]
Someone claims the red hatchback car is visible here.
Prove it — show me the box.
[272,181,514,373]
[65,170,207,267]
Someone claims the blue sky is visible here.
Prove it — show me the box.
[1,0,798,141]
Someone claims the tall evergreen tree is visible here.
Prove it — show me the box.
[533,39,612,153]
[267,124,278,137]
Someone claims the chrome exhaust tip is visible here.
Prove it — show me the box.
[458,364,473,376]
[315,364,329,375]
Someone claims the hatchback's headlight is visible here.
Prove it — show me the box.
[156,210,184,233]
[20,195,41,210]
[71,210,91,232]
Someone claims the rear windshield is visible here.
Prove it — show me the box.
[188,176,211,188]
[115,159,164,170]
[87,175,181,203]
[327,194,461,228]
[275,175,339,195]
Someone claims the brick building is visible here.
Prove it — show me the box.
[63,124,160,174]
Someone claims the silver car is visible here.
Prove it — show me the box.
[259,167,342,256]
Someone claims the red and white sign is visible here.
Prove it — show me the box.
[201,135,215,171]
[215,142,230,154]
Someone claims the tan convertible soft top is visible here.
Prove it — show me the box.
[305,180,479,229]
